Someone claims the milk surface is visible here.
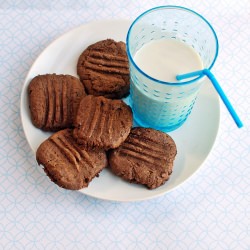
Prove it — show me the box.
[134,39,203,83]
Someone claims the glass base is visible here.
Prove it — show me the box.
[123,96,188,133]
[133,113,187,132]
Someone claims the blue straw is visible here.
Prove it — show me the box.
[176,69,243,128]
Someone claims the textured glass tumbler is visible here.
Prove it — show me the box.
[126,6,218,132]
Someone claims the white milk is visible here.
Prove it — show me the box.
[134,39,203,82]
[130,39,204,130]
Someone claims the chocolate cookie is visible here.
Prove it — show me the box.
[36,129,108,190]
[28,74,86,131]
[108,127,177,189]
[77,39,130,99]
[73,95,133,150]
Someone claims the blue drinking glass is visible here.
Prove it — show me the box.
[126,6,219,132]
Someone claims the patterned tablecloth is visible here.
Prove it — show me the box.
[0,0,249,249]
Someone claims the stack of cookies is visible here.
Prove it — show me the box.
[28,39,177,191]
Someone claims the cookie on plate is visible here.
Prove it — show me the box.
[36,129,108,190]
[73,95,133,150]
[77,39,130,99]
[28,74,86,131]
[108,127,177,189]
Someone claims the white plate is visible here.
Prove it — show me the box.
[20,20,220,202]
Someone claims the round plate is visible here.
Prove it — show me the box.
[20,19,220,202]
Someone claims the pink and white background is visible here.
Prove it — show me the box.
[0,0,249,249]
